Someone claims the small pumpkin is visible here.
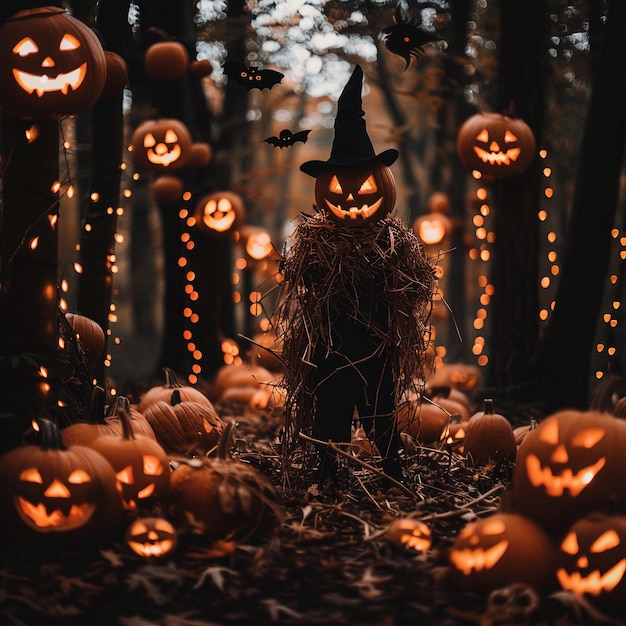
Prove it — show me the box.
[513,410,626,534]
[0,6,107,119]
[193,190,246,236]
[386,518,432,552]
[396,398,450,444]
[456,112,536,179]
[0,419,122,542]
[89,397,171,511]
[138,367,215,413]
[449,513,557,593]
[144,41,189,80]
[65,312,106,369]
[125,516,178,558]
[212,363,274,403]
[314,161,396,225]
[151,175,184,204]
[101,50,128,98]
[463,399,517,466]
[168,423,281,542]
[131,118,193,172]
[427,362,483,393]
[142,390,225,456]
[556,512,626,610]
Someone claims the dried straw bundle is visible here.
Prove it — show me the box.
[274,212,436,464]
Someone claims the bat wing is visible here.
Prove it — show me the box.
[291,129,311,145]
[255,68,284,91]
[264,136,283,147]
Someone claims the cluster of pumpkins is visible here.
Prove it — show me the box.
[0,368,281,559]
[386,370,626,616]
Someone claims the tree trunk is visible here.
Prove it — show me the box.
[523,0,625,412]
[486,0,546,398]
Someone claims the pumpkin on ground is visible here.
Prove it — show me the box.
[138,367,215,413]
[142,389,225,456]
[65,312,106,370]
[395,397,450,444]
[168,423,281,543]
[211,363,274,403]
[556,512,626,611]
[125,516,178,559]
[62,389,156,447]
[463,399,517,466]
[0,6,107,119]
[386,518,432,552]
[448,513,557,594]
[0,419,122,542]
[512,409,626,534]
[88,397,171,511]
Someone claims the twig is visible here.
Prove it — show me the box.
[299,432,416,498]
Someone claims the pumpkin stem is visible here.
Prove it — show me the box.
[170,389,182,406]
[36,418,68,451]
[483,398,494,415]
[216,420,236,460]
[114,396,135,440]
[163,367,182,389]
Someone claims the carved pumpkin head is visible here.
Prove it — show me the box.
[125,516,178,558]
[556,513,626,609]
[314,162,396,225]
[456,112,536,179]
[449,513,557,593]
[0,419,122,541]
[131,118,193,172]
[513,410,626,533]
[300,64,398,226]
[0,6,107,119]
[194,191,245,235]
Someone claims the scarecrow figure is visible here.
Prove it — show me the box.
[275,65,435,485]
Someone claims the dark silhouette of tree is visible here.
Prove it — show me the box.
[523,0,626,412]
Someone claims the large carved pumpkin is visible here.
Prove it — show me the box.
[314,162,396,225]
[0,6,106,119]
[456,112,536,179]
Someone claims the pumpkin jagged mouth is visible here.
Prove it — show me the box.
[16,496,95,531]
[525,454,606,498]
[12,63,87,97]
[449,540,509,575]
[147,145,181,167]
[325,197,383,220]
[557,559,626,596]
[473,146,521,166]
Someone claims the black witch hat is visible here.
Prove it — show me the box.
[300,65,399,178]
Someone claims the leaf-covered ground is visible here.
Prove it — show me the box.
[1,401,624,626]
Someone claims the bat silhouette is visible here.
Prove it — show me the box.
[264,129,311,149]
[381,6,444,70]
[223,60,284,91]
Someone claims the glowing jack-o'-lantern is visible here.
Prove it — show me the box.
[413,213,452,246]
[314,162,396,225]
[449,513,557,593]
[0,6,107,120]
[513,410,626,533]
[131,118,193,172]
[386,518,432,552]
[89,397,170,511]
[0,419,122,541]
[194,191,245,235]
[456,112,536,179]
[125,517,178,558]
[557,513,626,610]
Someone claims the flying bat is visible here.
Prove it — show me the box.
[223,60,284,91]
[380,7,444,70]
[264,129,311,149]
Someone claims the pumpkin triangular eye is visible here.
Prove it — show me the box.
[329,175,343,193]
[359,175,378,194]
[143,133,156,148]
[143,455,164,476]
[13,37,39,57]
[164,130,179,143]
[19,467,43,483]
[476,129,489,143]
[482,520,506,535]
[132,521,148,535]
[539,418,559,444]
[60,34,81,51]
[504,130,518,143]
[591,530,621,553]
[116,466,134,484]
[68,469,92,484]
[571,428,605,449]
[561,531,579,555]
